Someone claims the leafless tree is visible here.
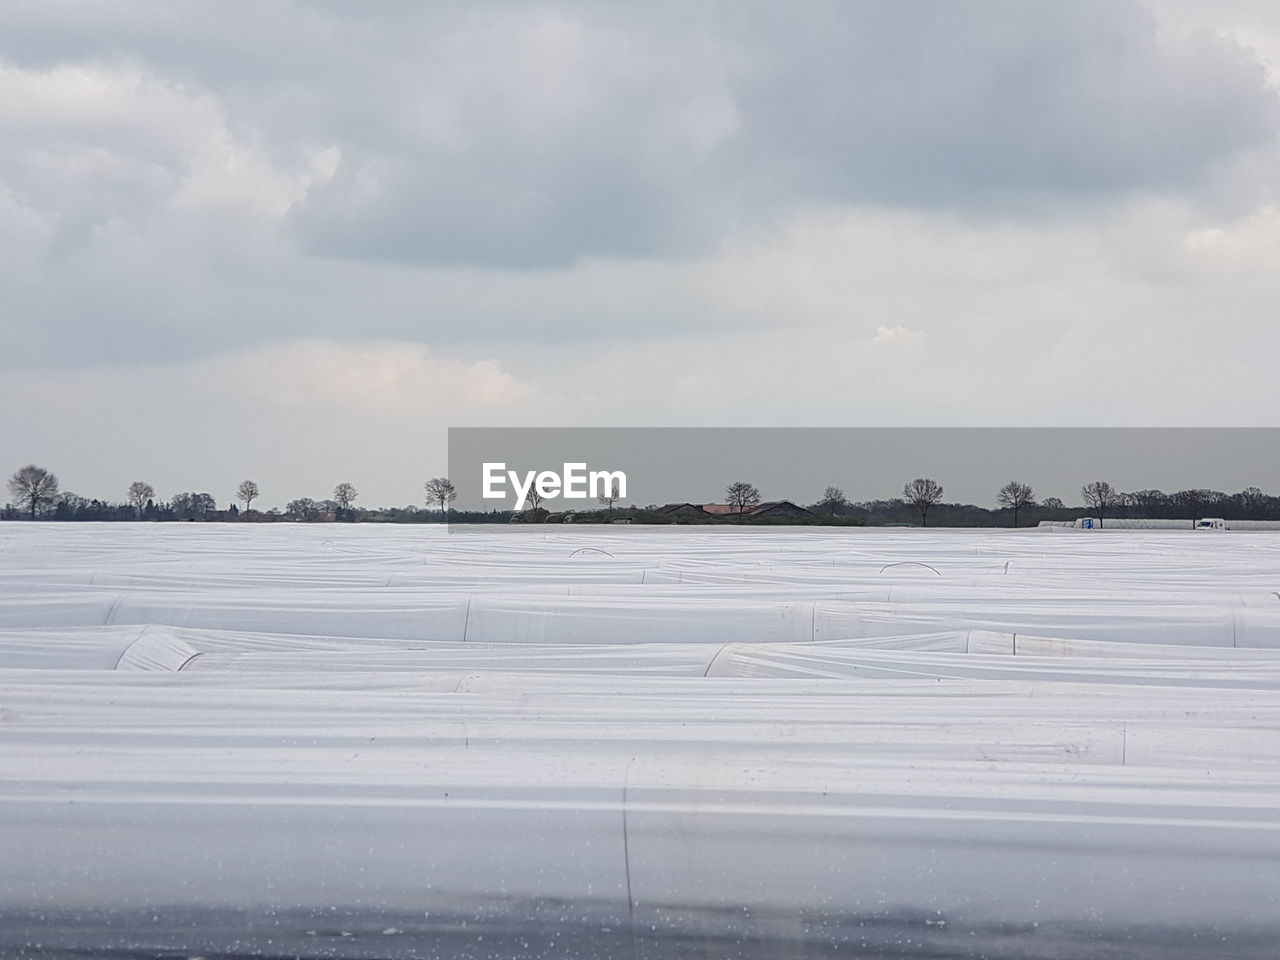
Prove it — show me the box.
[333,482,358,510]
[1233,488,1264,519]
[8,465,59,519]
[996,480,1035,528]
[236,480,260,512]
[57,492,89,515]
[171,492,216,520]
[1079,480,1118,527]
[286,497,319,520]
[424,477,457,515]
[1126,489,1166,518]
[597,477,622,516]
[903,477,944,527]
[818,486,846,523]
[725,481,761,518]
[127,481,155,517]
[1239,486,1267,517]
[525,486,545,512]
[1173,488,1217,528]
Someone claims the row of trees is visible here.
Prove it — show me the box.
[2,466,468,523]
[715,478,1029,527]
[723,478,954,526]
[800,478,1280,528]
[812,478,1004,527]
[8,463,1280,526]
[677,477,1243,528]
[1071,480,1280,527]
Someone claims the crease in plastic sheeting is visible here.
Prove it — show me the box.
[114,629,204,672]
[102,593,123,626]
[701,643,732,678]
[621,755,637,930]
[110,624,153,670]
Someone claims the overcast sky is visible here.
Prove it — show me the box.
[3,0,1280,508]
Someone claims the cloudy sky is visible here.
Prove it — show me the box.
[3,0,1280,508]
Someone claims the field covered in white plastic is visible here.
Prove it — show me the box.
[3,523,1280,958]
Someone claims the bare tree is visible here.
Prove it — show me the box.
[903,477,944,527]
[818,486,846,523]
[57,492,89,516]
[525,486,545,513]
[1127,489,1167,519]
[1173,488,1220,528]
[127,481,155,517]
[171,492,216,520]
[1239,486,1266,517]
[996,480,1035,528]
[597,477,621,517]
[424,477,457,515]
[8,465,59,519]
[286,497,320,520]
[236,480,260,512]
[333,482,358,510]
[725,481,761,518]
[1079,480,1118,527]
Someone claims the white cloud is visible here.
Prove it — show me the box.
[0,60,310,231]
[0,341,548,508]
[872,325,924,346]
[219,339,535,415]
[3,1,1275,278]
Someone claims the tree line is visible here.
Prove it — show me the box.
[807,479,1280,528]
[2,466,472,523]
[7,464,1280,526]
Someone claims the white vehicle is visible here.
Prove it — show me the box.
[1196,517,1227,530]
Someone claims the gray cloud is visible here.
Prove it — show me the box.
[745,2,1277,204]
[2,0,1280,492]
[2,1,1275,275]
[281,1,1280,264]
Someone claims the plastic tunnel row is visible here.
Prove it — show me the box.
[3,524,1280,957]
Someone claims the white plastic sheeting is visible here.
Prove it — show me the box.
[2,523,1280,957]
[1043,518,1280,530]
